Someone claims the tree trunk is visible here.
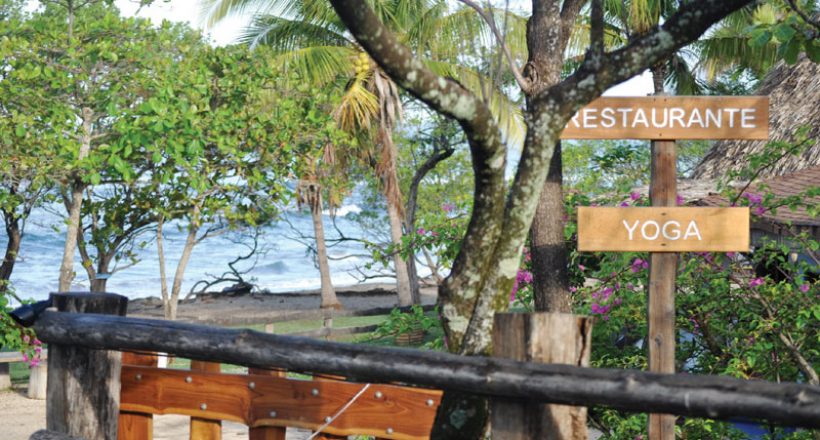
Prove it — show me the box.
[157,217,171,319]
[531,141,571,313]
[387,198,413,307]
[90,258,109,292]
[58,107,93,292]
[168,222,198,321]
[310,190,341,310]
[0,214,21,288]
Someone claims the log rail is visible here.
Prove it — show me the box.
[32,311,820,430]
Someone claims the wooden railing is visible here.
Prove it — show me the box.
[21,293,820,440]
[118,353,441,440]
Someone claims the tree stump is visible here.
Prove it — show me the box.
[46,292,128,440]
[0,363,10,390]
[491,312,592,440]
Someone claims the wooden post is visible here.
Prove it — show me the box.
[46,292,128,440]
[189,360,222,440]
[0,363,10,389]
[648,140,678,440]
[28,361,48,399]
[119,352,158,440]
[491,312,592,439]
[248,325,286,440]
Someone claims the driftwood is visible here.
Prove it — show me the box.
[32,311,820,429]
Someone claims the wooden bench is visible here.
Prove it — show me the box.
[0,350,48,399]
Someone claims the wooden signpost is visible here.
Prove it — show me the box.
[567,96,765,440]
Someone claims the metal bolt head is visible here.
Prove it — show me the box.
[324,416,332,423]
[200,403,207,410]
[426,399,434,407]
[311,388,319,396]
[185,376,192,383]
[374,391,383,399]
[135,374,142,381]
[269,410,277,418]
[248,381,256,390]
[386,427,394,434]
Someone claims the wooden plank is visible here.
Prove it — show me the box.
[189,361,222,440]
[120,366,442,440]
[491,313,592,440]
[248,365,286,440]
[119,352,157,440]
[577,206,749,252]
[561,96,769,140]
[647,140,678,440]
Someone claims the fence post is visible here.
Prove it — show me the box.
[491,312,592,440]
[189,360,222,440]
[46,292,128,440]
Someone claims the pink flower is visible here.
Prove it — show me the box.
[29,359,39,368]
[799,284,810,293]
[631,258,649,273]
[726,252,736,259]
[22,353,28,362]
[516,270,533,284]
[416,227,426,235]
[676,195,685,206]
[34,346,42,354]
[430,231,439,237]
[612,297,623,306]
[630,192,641,201]
[578,264,586,272]
[620,201,630,207]
[441,203,455,213]
[754,206,767,215]
[33,339,41,346]
[569,286,577,293]
[23,335,30,343]
[749,277,765,288]
[744,192,763,205]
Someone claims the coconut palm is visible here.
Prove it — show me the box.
[202,0,525,307]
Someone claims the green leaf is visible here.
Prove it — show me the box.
[749,29,772,47]
[805,40,820,63]
[772,23,796,42]
[779,38,801,64]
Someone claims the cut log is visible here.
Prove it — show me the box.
[0,363,10,389]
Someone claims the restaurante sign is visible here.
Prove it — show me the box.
[561,96,769,140]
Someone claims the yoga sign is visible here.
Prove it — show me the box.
[561,96,769,140]
[577,207,750,252]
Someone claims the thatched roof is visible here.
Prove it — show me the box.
[697,165,820,228]
[692,56,820,179]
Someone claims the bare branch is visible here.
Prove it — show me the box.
[456,0,531,92]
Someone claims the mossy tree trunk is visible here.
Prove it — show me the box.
[328,0,756,437]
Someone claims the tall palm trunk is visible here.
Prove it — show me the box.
[58,107,93,291]
[387,197,413,306]
[310,186,341,309]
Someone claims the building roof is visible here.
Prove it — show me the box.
[692,56,820,179]
[697,165,820,228]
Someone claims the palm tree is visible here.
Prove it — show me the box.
[203,0,525,307]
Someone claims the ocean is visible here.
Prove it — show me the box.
[2,197,409,304]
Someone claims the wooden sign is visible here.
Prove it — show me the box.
[561,96,769,140]
[577,207,750,252]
